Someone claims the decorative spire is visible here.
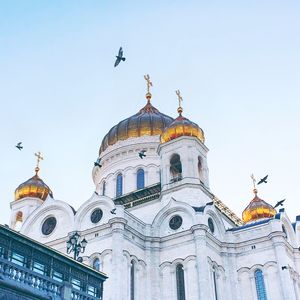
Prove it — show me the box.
[250,174,258,195]
[144,74,152,102]
[34,151,44,175]
[175,89,183,116]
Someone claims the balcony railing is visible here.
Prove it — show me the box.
[0,257,63,297]
[0,225,107,300]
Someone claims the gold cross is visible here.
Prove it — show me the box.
[144,74,152,93]
[35,151,44,168]
[175,90,183,108]
[250,174,256,189]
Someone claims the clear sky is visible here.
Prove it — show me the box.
[0,1,299,225]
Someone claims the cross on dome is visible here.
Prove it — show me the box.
[144,74,153,102]
[34,151,44,174]
[175,89,183,115]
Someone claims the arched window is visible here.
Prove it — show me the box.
[130,260,135,300]
[176,264,186,300]
[198,156,204,183]
[102,181,106,196]
[254,269,267,300]
[116,174,123,197]
[14,211,23,231]
[16,211,23,222]
[282,225,287,239]
[92,258,100,271]
[170,154,182,183]
[212,266,218,300]
[136,168,145,190]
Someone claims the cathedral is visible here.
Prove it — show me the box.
[9,76,300,300]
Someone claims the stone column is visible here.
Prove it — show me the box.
[150,238,161,300]
[192,225,211,300]
[272,236,296,300]
[109,217,126,300]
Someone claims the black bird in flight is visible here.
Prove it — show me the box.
[138,150,146,159]
[15,142,23,151]
[114,47,126,67]
[94,158,102,168]
[274,199,286,208]
[110,208,116,215]
[257,175,268,185]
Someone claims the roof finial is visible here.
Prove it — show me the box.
[34,151,44,175]
[175,89,183,116]
[144,74,152,102]
[250,174,258,195]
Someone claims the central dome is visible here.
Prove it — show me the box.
[100,97,173,153]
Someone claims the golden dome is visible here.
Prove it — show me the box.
[15,167,53,201]
[160,114,205,144]
[100,97,174,153]
[242,189,276,223]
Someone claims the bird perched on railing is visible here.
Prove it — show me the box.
[114,47,126,67]
[257,175,268,185]
[138,150,146,159]
[94,158,102,168]
[15,142,23,151]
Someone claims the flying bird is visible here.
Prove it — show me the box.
[138,150,146,159]
[94,158,102,168]
[257,175,268,185]
[15,142,23,151]
[110,208,116,215]
[274,199,286,208]
[114,47,126,67]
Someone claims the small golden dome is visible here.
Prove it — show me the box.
[160,114,205,144]
[15,167,53,201]
[242,189,276,223]
[100,98,174,153]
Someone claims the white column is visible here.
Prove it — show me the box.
[109,218,126,300]
[272,237,296,300]
[192,225,210,299]
[222,250,240,300]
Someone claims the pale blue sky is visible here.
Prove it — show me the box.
[0,1,299,225]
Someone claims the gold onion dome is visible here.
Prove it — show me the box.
[242,189,276,223]
[15,166,53,201]
[160,90,205,144]
[100,94,174,153]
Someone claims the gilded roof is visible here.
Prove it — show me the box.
[160,115,205,144]
[242,190,276,223]
[100,100,174,153]
[15,172,53,201]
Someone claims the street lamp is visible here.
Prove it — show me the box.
[66,231,88,260]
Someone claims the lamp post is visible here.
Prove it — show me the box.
[66,231,88,260]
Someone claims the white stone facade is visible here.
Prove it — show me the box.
[11,111,300,300]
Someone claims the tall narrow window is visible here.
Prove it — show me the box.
[176,264,186,300]
[116,174,123,197]
[102,181,106,196]
[212,266,218,300]
[136,168,145,190]
[14,211,23,231]
[170,154,182,183]
[198,156,204,183]
[254,269,267,300]
[130,260,135,300]
[93,258,100,271]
